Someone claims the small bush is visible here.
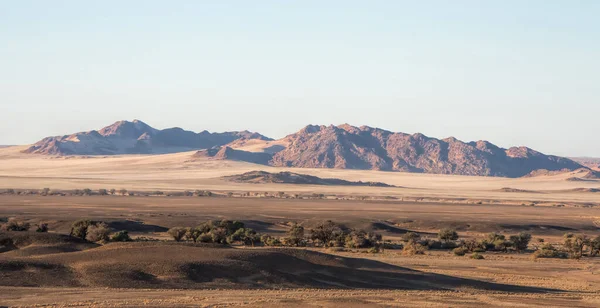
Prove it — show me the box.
[509,232,532,252]
[35,223,49,233]
[111,231,131,242]
[402,241,426,255]
[70,220,94,239]
[401,232,421,243]
[438,228,459,244]
[1,219,31,231]
[470,252,484,260]
[453,247,468,256]
[533,244,567,259]
[167,227,187,242]
[197,233,212,243]
[86,223,111,242]
[368,246,381,253]
[261,234,282,246]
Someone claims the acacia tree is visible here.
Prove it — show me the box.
[564,233,590,258]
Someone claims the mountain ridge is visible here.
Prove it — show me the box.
[23,120,272,155]
[23,120,586,178]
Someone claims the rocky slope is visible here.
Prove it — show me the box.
[23,120,271,155]
[267,125,583,177]
[23,121,586,178]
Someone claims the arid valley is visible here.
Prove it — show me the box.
[1,139,600,307]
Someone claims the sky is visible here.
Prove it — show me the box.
[0,1,598,157]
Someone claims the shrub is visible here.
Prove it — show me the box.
[167,227,187,242]
[344,229,382,249]
[563,233,590,258]
[82,188,92,195]
[368,246,381,253]
[109,189,116,195]
[470,252,484,260]
[285,224,306,247]
[111,230,131,242]
[438,229,459,244]
[453,247,468,256]
[98,189,108,196]
[118,189,128,196]
[70,220,94,239]
[460,239,484,252]
[261,234,282,246]
[86,223,111,242]
[591,236,600,257]
[185,227,203,242]
[210,227,228,244]
[402,241,426,255]
[228,228,260,246]
[197,233,213,243]
[533,243,567,259]
[1,219,31,231]
[401,232,421,243]
[217,220,245,234]
[509,232,531,252]
[35,223,49,233]
[310,220,345,247]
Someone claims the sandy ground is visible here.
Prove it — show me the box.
[0,146,599,205]
[2,147,600,307]
[2,195,600,237]
[2,287,599,307]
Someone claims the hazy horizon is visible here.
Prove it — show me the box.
[1,1,599,157]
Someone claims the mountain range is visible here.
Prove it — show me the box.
[23,120,587,178]
[23,120,271,155]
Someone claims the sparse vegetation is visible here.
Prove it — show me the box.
[111,230,132,242]
[167,227,187,242]
[453,247,468,256]
[1,219,31,231]
[438,228,459,244]
[86,223,111,242]
[35,223,49,232]
[470,252,484,259]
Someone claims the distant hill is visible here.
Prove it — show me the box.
[23,121,586,178]
[23,120,271,155]
[571,157,600,171]
[224,171,395,187]
[229,124,583,178]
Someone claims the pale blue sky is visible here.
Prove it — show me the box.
[1,1,598,156]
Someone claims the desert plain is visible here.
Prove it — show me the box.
[1,145,600,307]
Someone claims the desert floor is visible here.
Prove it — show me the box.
[1,147,600,307]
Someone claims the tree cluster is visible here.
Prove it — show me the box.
[70,220,131,243]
